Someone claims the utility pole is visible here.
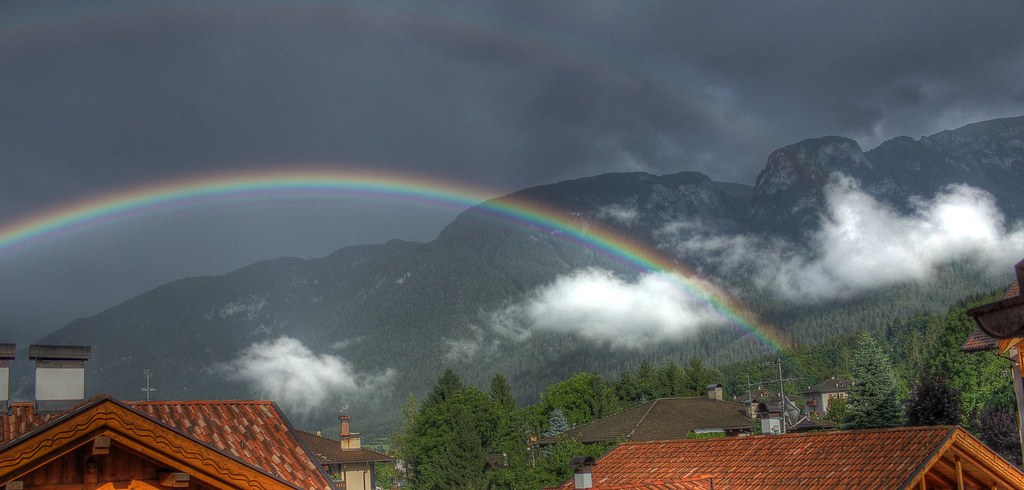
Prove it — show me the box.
[141,369,157,402]
[757,359,800,434]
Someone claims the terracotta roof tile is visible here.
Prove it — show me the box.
[128,399,330,489]
[541,397,752,445]
[554,426,967,489]
[1,397,331,489]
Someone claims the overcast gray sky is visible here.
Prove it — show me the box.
[2,0,1023,344]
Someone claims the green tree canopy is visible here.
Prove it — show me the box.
[905,372,962,426]
[844,332,904,429]
[538,372,618,428]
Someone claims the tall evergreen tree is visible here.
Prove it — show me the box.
[844,332,904,429]
[683,357,724,396]
[490,373,516,410]
[423,367,464,408]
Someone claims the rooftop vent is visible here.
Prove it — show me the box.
[29,344,91,412]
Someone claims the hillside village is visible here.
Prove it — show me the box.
[3,264,1024,489]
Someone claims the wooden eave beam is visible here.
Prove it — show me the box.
[948,441,1023,489]
[927,457,960,488]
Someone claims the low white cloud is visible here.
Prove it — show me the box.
[665,175,1023,302]
[221,336,394,418]
[490,268,728,349]
[442,325,499,363]
[597,204,640,226]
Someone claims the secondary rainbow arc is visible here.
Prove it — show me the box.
[0,168,788,352]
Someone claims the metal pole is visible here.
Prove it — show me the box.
[778,359,786,434]
[141,369,156,402]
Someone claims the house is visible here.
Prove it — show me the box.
[296,415,392,490]
[1,396,334,489]
[0,344,335,489]
[962,277,1024,464]
[551,426,1024,489]
[538,395,753,446]
[801,376,851,418]
[734,387,799,434]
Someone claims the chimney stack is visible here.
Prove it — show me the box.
[338,414,362,450]
[570,456,595,489]
[29,345,91,412]
[706,383,724,401]
[0,344,15,413]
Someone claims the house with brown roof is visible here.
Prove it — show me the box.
[801,375,851,419]
[0,344,336,489]
[539,397,753,446]
[296,415,392,490]
[552,426,1024,489]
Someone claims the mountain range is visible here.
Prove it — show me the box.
[20,115,1024,436]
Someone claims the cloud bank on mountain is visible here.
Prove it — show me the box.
[220,336,394,419]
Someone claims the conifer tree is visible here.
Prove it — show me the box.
[423,367,464,408]
[843,332,904,429]
[490,373,516,411]
[545,408,569,437]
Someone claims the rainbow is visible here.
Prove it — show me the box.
[0,168,788,352]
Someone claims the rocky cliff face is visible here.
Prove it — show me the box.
[747,116,1024,235]
[747,136,871,235]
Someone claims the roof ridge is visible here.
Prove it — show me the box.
[618,425,956,446]
[626,398,659,441]
[900,426,959,489]
[127,399,274,406]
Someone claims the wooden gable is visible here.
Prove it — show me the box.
[909,427,1024,490]
[0,398,300,489]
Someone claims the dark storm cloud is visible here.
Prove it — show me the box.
[1,0,1023,342]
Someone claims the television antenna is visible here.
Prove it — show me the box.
[141,369,157,402]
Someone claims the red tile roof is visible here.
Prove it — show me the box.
[541,397,752,445]
[553,426,1024,489]
[1,397,332,489]
[296,430,393,464]
[129,399,330,489]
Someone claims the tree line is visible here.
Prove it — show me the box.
[378,289,1021,488]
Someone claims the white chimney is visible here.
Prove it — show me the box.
[570,456,595,489]
[0,344,15,413]
[706,383,724,401]
[29,344,91,412]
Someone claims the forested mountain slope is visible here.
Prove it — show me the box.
[33,116,1024,436]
